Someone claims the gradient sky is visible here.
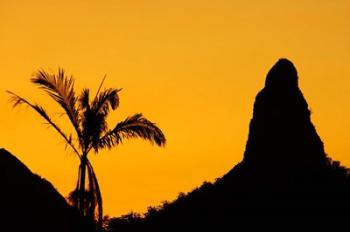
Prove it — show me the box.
[1,0,350,217]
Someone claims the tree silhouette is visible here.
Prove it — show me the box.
[7,69,166,230]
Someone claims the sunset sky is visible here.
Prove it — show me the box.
[1,0,350,217]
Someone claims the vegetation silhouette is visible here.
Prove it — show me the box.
[0,148,88,232]
[106,58,350,231]
[7,70,166,230]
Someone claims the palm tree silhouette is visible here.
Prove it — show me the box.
[7,69,166,229]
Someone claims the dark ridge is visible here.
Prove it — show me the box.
[106,59,350,231]
[0,148,89,232]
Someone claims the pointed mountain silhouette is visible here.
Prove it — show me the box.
[0,148,90,232]
[106,59,350,231]
[243,58,327,168]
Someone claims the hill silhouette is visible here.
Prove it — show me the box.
[106,59,350,231]
[0,148,90,232]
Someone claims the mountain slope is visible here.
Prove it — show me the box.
[107,59,350,231]
[0,148,88,232]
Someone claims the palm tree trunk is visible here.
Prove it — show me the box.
[79,154,87,215]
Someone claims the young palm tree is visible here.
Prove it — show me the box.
[7,69,166,229]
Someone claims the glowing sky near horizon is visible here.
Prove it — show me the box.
[1,0,350,217]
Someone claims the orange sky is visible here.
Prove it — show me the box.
[1,0,350,217]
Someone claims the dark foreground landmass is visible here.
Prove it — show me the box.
[106,59,350,231]
[1,59,349,232]
[0,148,93,232]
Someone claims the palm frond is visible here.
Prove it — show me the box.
[91,88,121,116]
[86,160,103,228]
[31,69,81,139]
[78,88,90,111]
[7,91,80,157]
[94,74,107,100]
[96,113,166,152]
[81,110,107,152]
[80,88,121,151]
